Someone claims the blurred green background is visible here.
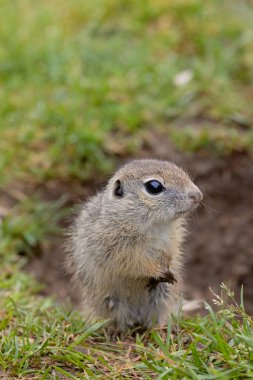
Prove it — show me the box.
[1,0,253,187]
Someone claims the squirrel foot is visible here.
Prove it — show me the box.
[147,269,177,292]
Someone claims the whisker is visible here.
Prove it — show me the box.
[201,201,219,214]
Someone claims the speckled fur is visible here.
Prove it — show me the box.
[66,159,202,333]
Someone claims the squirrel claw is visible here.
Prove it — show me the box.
[147,269,177,292]
[164,269,177,285]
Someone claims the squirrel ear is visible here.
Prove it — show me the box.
[114,179,124,197]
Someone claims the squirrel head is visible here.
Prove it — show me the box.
[102,159,203,230]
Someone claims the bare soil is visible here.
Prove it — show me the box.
[26,134,253,314]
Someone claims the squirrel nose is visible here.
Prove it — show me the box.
[188,190,203,204]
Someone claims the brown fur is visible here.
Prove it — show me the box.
[66,159,202,333]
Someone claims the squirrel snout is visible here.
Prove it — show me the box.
[188,189,203,204]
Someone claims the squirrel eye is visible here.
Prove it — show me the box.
[144,180,165,195]
[114,179,124,197]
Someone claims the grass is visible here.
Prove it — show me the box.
[1,277,253,379]
[1,0,253,183]
[0,0,253,378]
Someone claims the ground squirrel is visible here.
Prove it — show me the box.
[67,159,202,334]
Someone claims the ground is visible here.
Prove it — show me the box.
[26,138,253,314]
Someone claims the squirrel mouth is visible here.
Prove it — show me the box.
[175,202,200,216]
[175,206,195,216]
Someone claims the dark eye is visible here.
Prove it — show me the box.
[144,180,165,195]
[114,179,124,197]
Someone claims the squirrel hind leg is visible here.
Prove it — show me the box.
[103,295,146,336]
[144,283,174,328]
[103,295,129,335]
[103,295,119,312]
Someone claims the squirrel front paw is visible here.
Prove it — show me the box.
[147,269,177,292]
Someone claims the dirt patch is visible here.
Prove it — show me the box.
[183,154,253,311]
[26,134,253,314]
